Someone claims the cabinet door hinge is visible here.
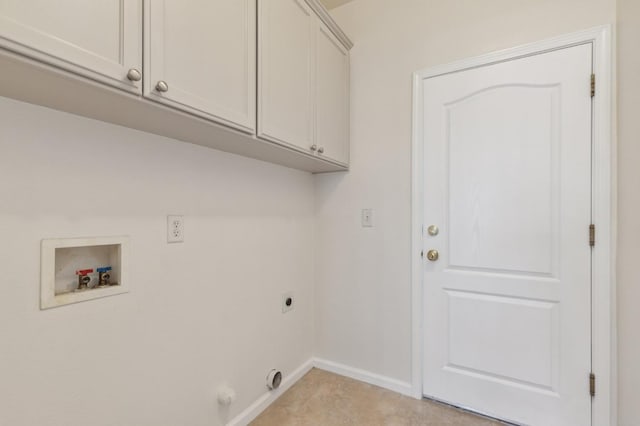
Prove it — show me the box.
[590,372,596,397]
[589,224,596,247]
[591,74,596,98]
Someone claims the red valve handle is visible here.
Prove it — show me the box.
[76,269,94,276]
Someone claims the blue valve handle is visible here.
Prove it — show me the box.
[97,266,112,273]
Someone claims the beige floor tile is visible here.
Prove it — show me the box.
[251,368,505,426]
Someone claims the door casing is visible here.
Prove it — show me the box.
[410,25,614,425]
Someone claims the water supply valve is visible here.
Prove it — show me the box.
[96,266,112,287]
[75,269,93,291]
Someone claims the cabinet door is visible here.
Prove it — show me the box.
[145,0,256,133]
[315,22,350,165]
[258,0,315,152]
[0,0,142,93]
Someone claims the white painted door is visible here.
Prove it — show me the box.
[422,44,593,426]
[258,0,315,153]
[145,0,256,133]
[0,0,142,93]
[315,20,350,165]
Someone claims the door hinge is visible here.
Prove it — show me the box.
[589,224,596,247]
[591,74,596,98]
[590,372,596,397]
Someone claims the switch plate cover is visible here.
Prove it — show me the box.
[362,209,373,227]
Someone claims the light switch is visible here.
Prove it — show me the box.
[362,209,373,227]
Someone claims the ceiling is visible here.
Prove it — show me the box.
[320,0,355,10]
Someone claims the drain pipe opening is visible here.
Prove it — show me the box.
[266,369,282,390]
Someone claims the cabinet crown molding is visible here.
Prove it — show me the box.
[305,0,353,49]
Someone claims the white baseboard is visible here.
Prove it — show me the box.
[312,357,415,398]
[226,358,314,426]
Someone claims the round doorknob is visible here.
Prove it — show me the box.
[310,144,318,152]
[426,250,439,261]
[126,68,142,82]
[155,80,169,92]
[427,225,439,236]
[317,147,325,154]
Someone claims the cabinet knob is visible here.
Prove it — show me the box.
[155,80,169,93]
[310,144,318,152]
[317,147,325,154]
[126,68,142,82]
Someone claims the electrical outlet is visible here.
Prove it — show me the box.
[282,292,294,313]
[167,215,184,243]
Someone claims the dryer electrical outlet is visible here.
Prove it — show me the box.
[282,292,294,313]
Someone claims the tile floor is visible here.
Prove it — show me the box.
[251,368,505,426]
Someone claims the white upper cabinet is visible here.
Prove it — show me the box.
[0,0,351,172]
[315,21,350,165]
[144,0,256,133]
[0,0,142,93]
[258,0,351,165]
[258,0,316,152]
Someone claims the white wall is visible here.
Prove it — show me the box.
[0,97,314,426]
[316,0,615,396]
[615,0,639,424]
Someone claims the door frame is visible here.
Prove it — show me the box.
[410,26,614,425]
